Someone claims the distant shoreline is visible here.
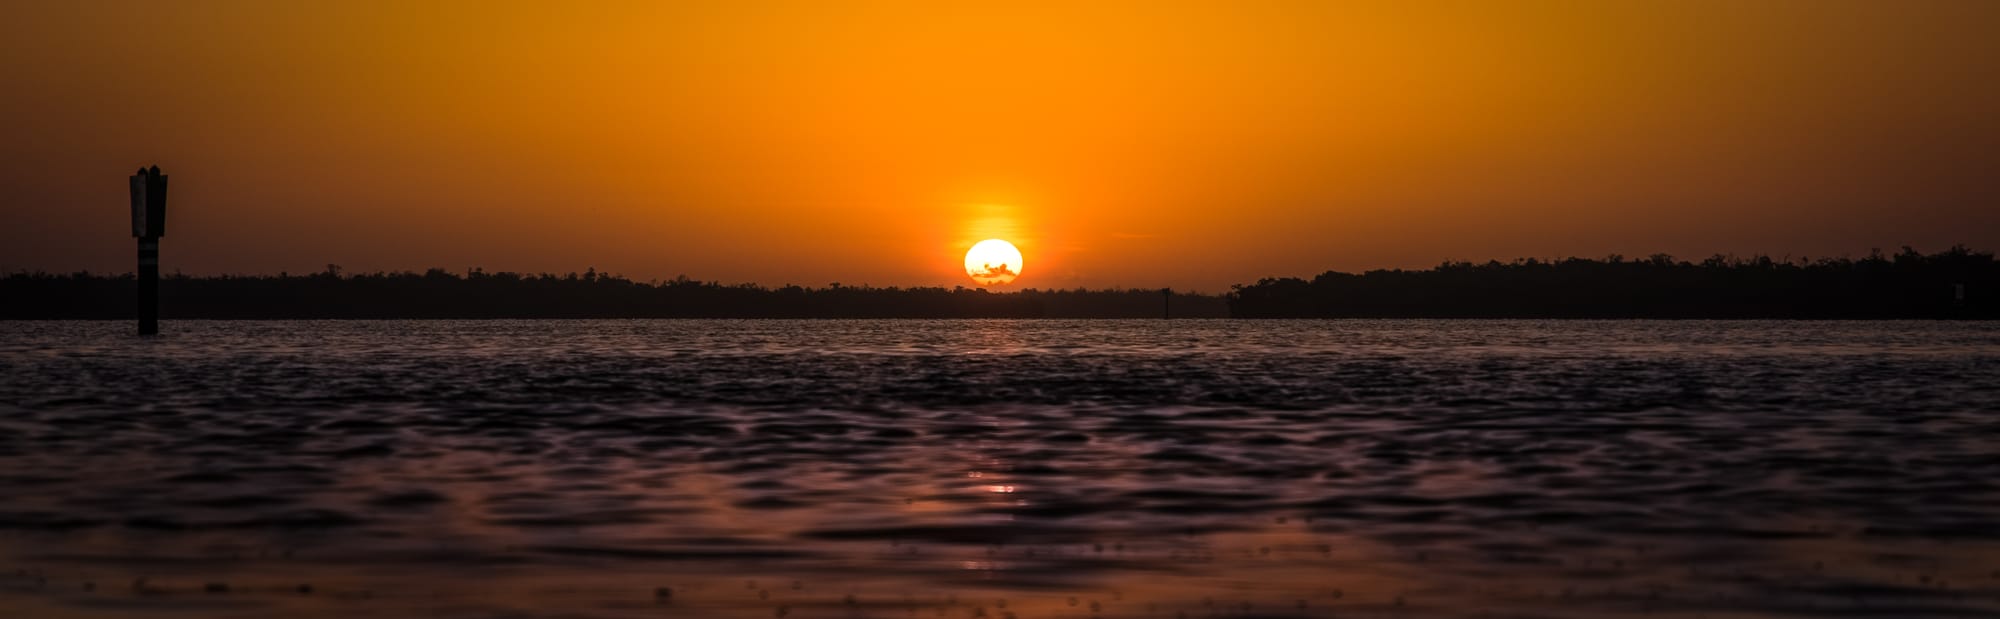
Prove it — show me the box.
[1230,247,1994,320]
[5,247,1993,320]
[1,270,1228,320]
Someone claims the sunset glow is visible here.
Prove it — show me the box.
[1,4,1997,619]
[0,2,1995,290]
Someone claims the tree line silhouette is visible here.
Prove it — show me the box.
[0,266,1223,319]
[1230,246,1995,318]
[4,247,1991,319]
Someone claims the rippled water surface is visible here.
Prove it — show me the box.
[2,319,1998,618]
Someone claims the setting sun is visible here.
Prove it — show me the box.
[964,239,1024,286]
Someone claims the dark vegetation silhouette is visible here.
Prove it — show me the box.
[4,247,1990,319]
[0,266,1228,319]
[1230,246,1996,318]
[972,263,1017,279]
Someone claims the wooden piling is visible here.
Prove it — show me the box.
[137,238,158,334]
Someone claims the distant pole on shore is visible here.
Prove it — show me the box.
[1162,288,1172,319]
[129,166,168,335]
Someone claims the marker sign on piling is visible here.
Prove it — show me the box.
[130,166,167,238]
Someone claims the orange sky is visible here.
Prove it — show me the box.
[2,1,1995,291]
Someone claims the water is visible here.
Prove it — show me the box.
[1,319,1997,618]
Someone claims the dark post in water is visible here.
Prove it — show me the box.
[129,166,168,335]
[1162,288,1172,319]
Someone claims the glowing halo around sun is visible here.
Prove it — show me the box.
[964,239,1024,286]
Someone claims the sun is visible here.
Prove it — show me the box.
[964,239,1024,286]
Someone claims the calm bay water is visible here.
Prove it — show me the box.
[1,319,1997,618]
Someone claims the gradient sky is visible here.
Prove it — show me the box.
[2,1,1995,291]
